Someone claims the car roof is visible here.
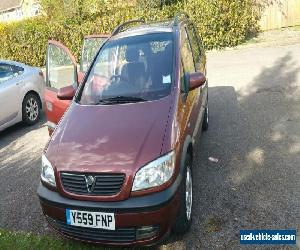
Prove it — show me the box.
[110,20,175,40]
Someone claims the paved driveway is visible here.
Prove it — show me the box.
[0,43,299,249]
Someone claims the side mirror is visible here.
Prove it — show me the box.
[57,85,76,100]
[186,72,206,91]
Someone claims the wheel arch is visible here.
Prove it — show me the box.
[23,90,42,108]
[179,135,193,178]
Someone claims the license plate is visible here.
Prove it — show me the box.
[66,209,115,230]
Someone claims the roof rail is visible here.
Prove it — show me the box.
[174,11,189,25]
[111,18,145,36]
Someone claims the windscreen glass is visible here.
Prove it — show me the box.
[79,32,174,105]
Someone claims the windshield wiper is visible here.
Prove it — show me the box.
[97,96,146,104]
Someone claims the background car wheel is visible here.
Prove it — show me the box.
[173,154,193,234]
[202,100,209,131]
[22,93,41,125]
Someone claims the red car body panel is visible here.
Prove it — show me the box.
[45,89,71,126]
[40,192,180,246]
[46,96,173,201]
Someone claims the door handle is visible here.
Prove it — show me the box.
[16,81,22,86]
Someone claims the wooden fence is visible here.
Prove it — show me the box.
[259,0,300,30]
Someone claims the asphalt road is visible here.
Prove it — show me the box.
[0,43,299,249]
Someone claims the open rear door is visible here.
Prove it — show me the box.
[45,40,78,135]
[78,34,109,82]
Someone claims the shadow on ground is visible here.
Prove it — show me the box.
[0,115,48,175]
[0,115,50,234]
[163,52,300,249]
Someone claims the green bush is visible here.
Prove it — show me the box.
[184,0,259,49]
[0,0,259,67]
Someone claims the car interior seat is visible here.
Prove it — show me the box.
[121,47,146,86]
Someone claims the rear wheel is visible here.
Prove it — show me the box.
[22,93,41,125]
[173,154,193,234]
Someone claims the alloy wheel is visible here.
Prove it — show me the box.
[206,105,209,124]
[185,166,193,221]
[26,98,39,121]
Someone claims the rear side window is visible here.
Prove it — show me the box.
[80,37,107,72]
[12,65,24,75]
[186,24,201,71]
[0,63,23,83]
[0,63,12,74]
[180,27,195,73]
[47,44,75,90]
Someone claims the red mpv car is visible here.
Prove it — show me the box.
[38,14,208,247]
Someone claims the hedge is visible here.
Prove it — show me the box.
[0,0,260,67]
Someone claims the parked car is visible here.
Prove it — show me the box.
[37,14,208,247]
[0,60,45,132]
[44,35,109,135]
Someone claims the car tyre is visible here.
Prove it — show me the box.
[202,100,209,131]
[22,93,41,125]
[173,154,193,234]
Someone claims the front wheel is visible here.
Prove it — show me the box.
[173,154,193,234]
[202,101,209,131]
[22,93,41,125]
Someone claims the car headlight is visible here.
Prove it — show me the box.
[132,151,175,192]
[41,154,56,187]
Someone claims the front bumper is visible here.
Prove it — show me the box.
[37,177,181,246]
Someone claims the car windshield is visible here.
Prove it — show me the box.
[79,32,174,105]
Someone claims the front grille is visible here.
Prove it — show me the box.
[60,172,125,196]
[50,218,136,243]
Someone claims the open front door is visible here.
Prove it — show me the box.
[45,35,109,136]
[78,35,109,82]
[45,40,78,135]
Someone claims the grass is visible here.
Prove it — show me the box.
[0,229,119,250]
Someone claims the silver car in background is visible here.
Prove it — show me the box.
[0,60,45,132]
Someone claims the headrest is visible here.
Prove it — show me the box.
[125,47,139,62]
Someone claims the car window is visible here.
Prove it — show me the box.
[47,44,75,89]
[0,64,12,78]
[79,32,174,104]
[12,65,24,75]
[180,27,195,73]
[0,64,11,73]
[186,24,201,71]
[0,63,20,83]
[180,60,187,93]
[80,37,107,72]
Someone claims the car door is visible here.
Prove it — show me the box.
[0,63,23,126]
[78,35,108,82]
[45,36,108,135]
[180,26,202,139]
[45,40,78,134]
